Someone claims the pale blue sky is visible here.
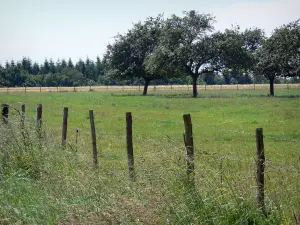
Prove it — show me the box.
[0,0,299,64]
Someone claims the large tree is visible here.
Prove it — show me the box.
[145,11,263,97]
[255,19,300,96]
[149,11,215,97]
[104,15,169,95]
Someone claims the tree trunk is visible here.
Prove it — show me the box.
[192,75,198,98]
[269,77,275,96]
[143,78,150,96]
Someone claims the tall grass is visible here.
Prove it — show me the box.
[0,90,299,224]
[0,115,295,224]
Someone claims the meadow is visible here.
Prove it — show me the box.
[0,88,300,224]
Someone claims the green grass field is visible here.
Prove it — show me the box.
[0,89,300,224]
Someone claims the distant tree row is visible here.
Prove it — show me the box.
[0,57,107,87]
[1,11,299,96]
[104,11,300,96]
[1,56,276,88]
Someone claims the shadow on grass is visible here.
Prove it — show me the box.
[273,95,300,98]
[109,91,300,99]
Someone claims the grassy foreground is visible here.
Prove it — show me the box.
[0,89,300,224]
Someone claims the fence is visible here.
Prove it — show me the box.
[1,103,300,216]
[1,83,300,93]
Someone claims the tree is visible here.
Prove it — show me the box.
[4,64,26,87]
[104,15,166,95]
[75,59,86,84]
[5,61,10,69]
[0,67,7,86]
[32,62,40,75]
[85,57,97,81]
[96,56,104,77]
[255,47,280,96]
[61,59,67,70]
[21,57,32,74]
[49,58,56,74]
[59,68,84,86]
[67,58,74,69]
[56,59,62,73]
[255,19,300,96]
[146,11,264,97]
[41,59,50,74]
[147,11,215,97]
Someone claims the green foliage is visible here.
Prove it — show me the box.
[145,11,264,96]
[255,19,300,95]
[104,15,167,94]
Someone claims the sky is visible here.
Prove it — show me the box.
[0,0,299,65]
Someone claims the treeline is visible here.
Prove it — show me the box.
[0,57,106,87]
[1,56,279,87]
[1,10,299,96]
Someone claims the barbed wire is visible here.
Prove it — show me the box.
[135,116,300,143]
[197,151,300,174]
[2,117,300,174]
[135,116,182,125]
[264,135,300,143]
[6,107,300,144]
[5,103,300,143]
[42,119,126,139]
[265,163,300,174]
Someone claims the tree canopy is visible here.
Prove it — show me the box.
[144,11,264,96]
[104,15,169,95]
[255,19,300,96]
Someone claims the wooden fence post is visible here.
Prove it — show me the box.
[294,212,300,225]
[2,104,9,123]
[21,104,25,128]
[183,114,195,185]
[25,86,27,93]
[40,87,42,92]
[219,157,224,185]
[75,128,79,145]
[61,107,68,146]
[237,84,239,90]
[36,104,43,142]
[256,127,265,211]
[126,112,135,180]
[36,104,42,127]
[89,110,98,167]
